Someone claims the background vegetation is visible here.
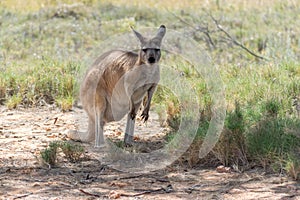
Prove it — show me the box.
[0,0,299,179]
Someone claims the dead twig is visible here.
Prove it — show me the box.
[117,172,166,180]
[79,189,100,197]
[208,13,268,60]
[122,184,174,197]
[13,192,33,200]
[169,10,267,60]
[117,174,146,180]
[53,117,58,124]
[120,190,159,197]
[167,9,216,49]
[184,177,259,194]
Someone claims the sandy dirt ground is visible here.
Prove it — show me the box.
[0,105,299,200]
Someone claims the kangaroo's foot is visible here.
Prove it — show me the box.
[94,143,107,149]
[124,133,134,146]
[67,130,94,143]
[67,130,82,141]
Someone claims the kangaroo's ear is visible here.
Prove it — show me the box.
[131,26,145,44]
[155,25,166,40]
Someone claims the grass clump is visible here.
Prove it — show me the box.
[5,94,22,109]
[285,153,300,180]
[59,141,85,162]
[247,117,300,171]
[262,99,281,117]
[0,59,80,109]
[40,141,60,167]
[55,95,74,112]
[40,141,85,167]
[213,102,248,167]
[153,85,181,131]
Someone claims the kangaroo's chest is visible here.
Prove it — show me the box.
[127,64,160,91]
[110,65,159,110]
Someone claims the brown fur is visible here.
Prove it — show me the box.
[71,25,166,147]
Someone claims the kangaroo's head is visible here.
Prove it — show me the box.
[132,25,166,65]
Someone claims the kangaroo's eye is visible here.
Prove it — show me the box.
[142,49,148,52]
[155,48,160,52]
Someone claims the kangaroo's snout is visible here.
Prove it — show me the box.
[148,57,156,64]
[142,48,161,65]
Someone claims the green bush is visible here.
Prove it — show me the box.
[40,141,85,167]
[59,141,85,162]
[40,141,60,167]
[247,117,300,171]
[285,153,300,180]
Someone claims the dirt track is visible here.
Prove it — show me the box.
[0,106,299,199]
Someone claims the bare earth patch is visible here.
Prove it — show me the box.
[0,106,299,200]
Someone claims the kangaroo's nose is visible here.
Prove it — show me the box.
[148,57,156,63]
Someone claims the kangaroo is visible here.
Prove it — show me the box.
[72,25,166,147]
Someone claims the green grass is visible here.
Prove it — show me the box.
[1,0,300,178]
[59,140,85,162]
[40,141,60,167]
[247,116,300,170]
[0,58,80,108]
[40,141,85,167]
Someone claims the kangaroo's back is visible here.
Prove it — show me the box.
[80,50,138,116]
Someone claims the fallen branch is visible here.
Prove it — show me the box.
[208,13,268,60]
[13,192,33,200]
[184,177,258,194]
[79,189,100,197]
[121,184,174,197]
[117,174,146,180]
[121,190,160,197]
[169,9,268,60]
[117,173,167,181]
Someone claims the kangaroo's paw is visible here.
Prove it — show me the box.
[141,111,149,122]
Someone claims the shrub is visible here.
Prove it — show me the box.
[5,94,22,109]
[247,117,300,171]
[40,141,85,167]
[285,152,300,180]
[59,141,85,162]
[213,102,248,166]
[40,141,60,167]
